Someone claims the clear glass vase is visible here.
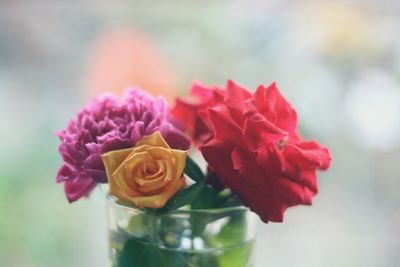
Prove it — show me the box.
[107,195,258,267]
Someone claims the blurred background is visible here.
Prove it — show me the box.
[1,0,400,266]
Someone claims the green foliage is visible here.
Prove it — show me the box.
[113,208,253,267]
[117,237,221,267]
[217,241,254,267]
[115,234,253,267]
[191,184,220,209]
[210,212,246,247]
[148,155,244,216]
[152,182,206,215]
[165,182,206,210]
[184,156,205,182]
[158,248,220,267]
[117,238,161,267]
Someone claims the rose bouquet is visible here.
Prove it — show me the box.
[56,81,331,267]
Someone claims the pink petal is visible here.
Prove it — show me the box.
[64,177,97,203]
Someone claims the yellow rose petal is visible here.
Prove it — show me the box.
[131,177,186,208]
[137,131,170,149]
[101,131,188,209]
[121,151,152,179]
[171,149,188,179]
[101,148,134,196]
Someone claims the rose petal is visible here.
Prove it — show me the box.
[130,177,186,208]
[201,139,237,187]
[254,83,298,134]
[224,80,251,111]
[136,131,170,149]
[208,105,246,149]
[236,184,288,223]
[243,113,288,152]
[231,147,270,195]
[275,177,310,204]
[156,124,191,150]
[101,147,134,194]
[284,141,332,170]
[171,82,224,146]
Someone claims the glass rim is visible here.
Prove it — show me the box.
[107,194,248,215]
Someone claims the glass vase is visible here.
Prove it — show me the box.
[107,195,258,267]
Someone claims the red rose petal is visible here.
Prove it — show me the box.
[231,147,271,195]
[285,141,332,170]
[201,139,237,187]
[178,80,331,223]
[254,83,298,134]
[243,113,287,152]
[208,105,246,149]
[171,99,200,135]
[171,83,225,146]
[224,80,252,111]
[190,82,224,102]
[241,187,288,223]
[300,169,318,194]
[275,176,310,204]
[275,145,319,194]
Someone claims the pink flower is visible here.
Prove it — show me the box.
[56,88,190,202]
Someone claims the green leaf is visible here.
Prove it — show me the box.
[218,193,243,208]
[126,213,154,238]
[184,156,205,182]
[210,212,246,247]
[191,187,243,210]
[117,237,160,267]
[217,240,254,267]
[165,182,206,210]
[117,235,221,267]
[191,184,220,210]
[159,248,220,267]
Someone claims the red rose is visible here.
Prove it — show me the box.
[171,82,224,146]
[200,80,331,222]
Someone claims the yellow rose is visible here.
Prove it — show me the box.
[101,131,187,208]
